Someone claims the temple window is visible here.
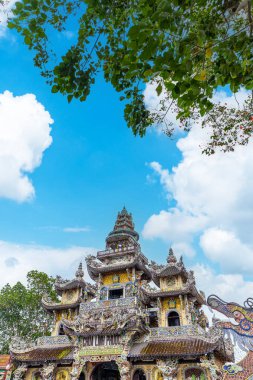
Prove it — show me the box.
[149,311,159,328]
[167,311,180,327]
[133,369,146,380]
[58,324,65,335]
[184,368,207,379]
[108,288,123,299]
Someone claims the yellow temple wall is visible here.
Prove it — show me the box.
[24,367,72,380]
[160,275,183,291]
[61,288,80,304]
[129,364,212,380]
[160,297,188,326]
[102,271,129,285]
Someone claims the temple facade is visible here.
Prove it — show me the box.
[10,208,233,380]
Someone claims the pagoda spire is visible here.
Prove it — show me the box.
[106,207,139,245]
[167,247,177,264]
[113,206,135,232]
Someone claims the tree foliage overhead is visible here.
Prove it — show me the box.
[0,270,57,354]
[7,0,253,152]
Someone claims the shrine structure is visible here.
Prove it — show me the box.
[10,208,233,380]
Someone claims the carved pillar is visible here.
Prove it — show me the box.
[157,359,178,380]
[70,360,87,380]
[13,364,28,380]
[157,297,162,326]
[116,359,131,380]
[41,364,56,380]
[200,356,222,380]
[145,368,153,380]
[70,347,87,380]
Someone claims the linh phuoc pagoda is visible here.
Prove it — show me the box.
[10,208,234,380]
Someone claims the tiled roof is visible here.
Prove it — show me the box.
[0,355,10,369]
[12,347,73,363]
[142,286,205,305]
[128,339,218,358]
[42,299,81,311]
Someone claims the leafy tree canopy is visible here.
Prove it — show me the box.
[7,0,253,153]
[0,270,57,354]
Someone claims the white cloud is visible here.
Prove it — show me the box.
[63,227,90,233]
[0,90,53,202]
[171,242,196,258]
[143,208,207,243]
[143,88,253,275]
[193,264,253,305]
[200,228,253,274]
[143,80,180,132]
[0,0,18,37]
[0,240,97,288]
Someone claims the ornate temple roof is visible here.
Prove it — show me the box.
[61,296,148,337]
[141,286,205,305]
[149,249,189,284]
[86,253,151,281]
[54,263,95,296]
[128,340,224,359]
[42,263,96,312]
[11,347,74,363]
[10,336,74,364]
[41,298,82,311]
[128,324,233,361]
[106,207,139,244]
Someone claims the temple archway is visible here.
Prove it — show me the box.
[133,369,146,380]
[167,311,180,326]
[91,362,120,380]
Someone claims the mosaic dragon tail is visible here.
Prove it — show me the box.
[207,295,253,351]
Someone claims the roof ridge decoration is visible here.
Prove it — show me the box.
[75,262,84,279]
[167,248,177,265]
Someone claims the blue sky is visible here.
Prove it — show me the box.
[0,31,179,250]
[1,15,253,305]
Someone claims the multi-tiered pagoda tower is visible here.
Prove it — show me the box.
[10,208,233,380]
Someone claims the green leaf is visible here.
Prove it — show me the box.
[67,94,73,103]
[156,83,163,96]
[24,35,32,45]
[51,85,59,93]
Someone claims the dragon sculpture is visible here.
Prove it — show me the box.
[207,295,253,379]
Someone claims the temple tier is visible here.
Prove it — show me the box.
[10,208,233,380]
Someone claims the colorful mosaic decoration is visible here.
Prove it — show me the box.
[223,364,243,375]
[207,295,253,351]
[207,295,253,380]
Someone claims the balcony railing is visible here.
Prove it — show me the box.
[149,326,222,343]
[79,296,137,312]
[97,245,138,257]
[11,335,71,352]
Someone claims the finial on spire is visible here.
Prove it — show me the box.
[167,248,177,264]
[75,262,84,279]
